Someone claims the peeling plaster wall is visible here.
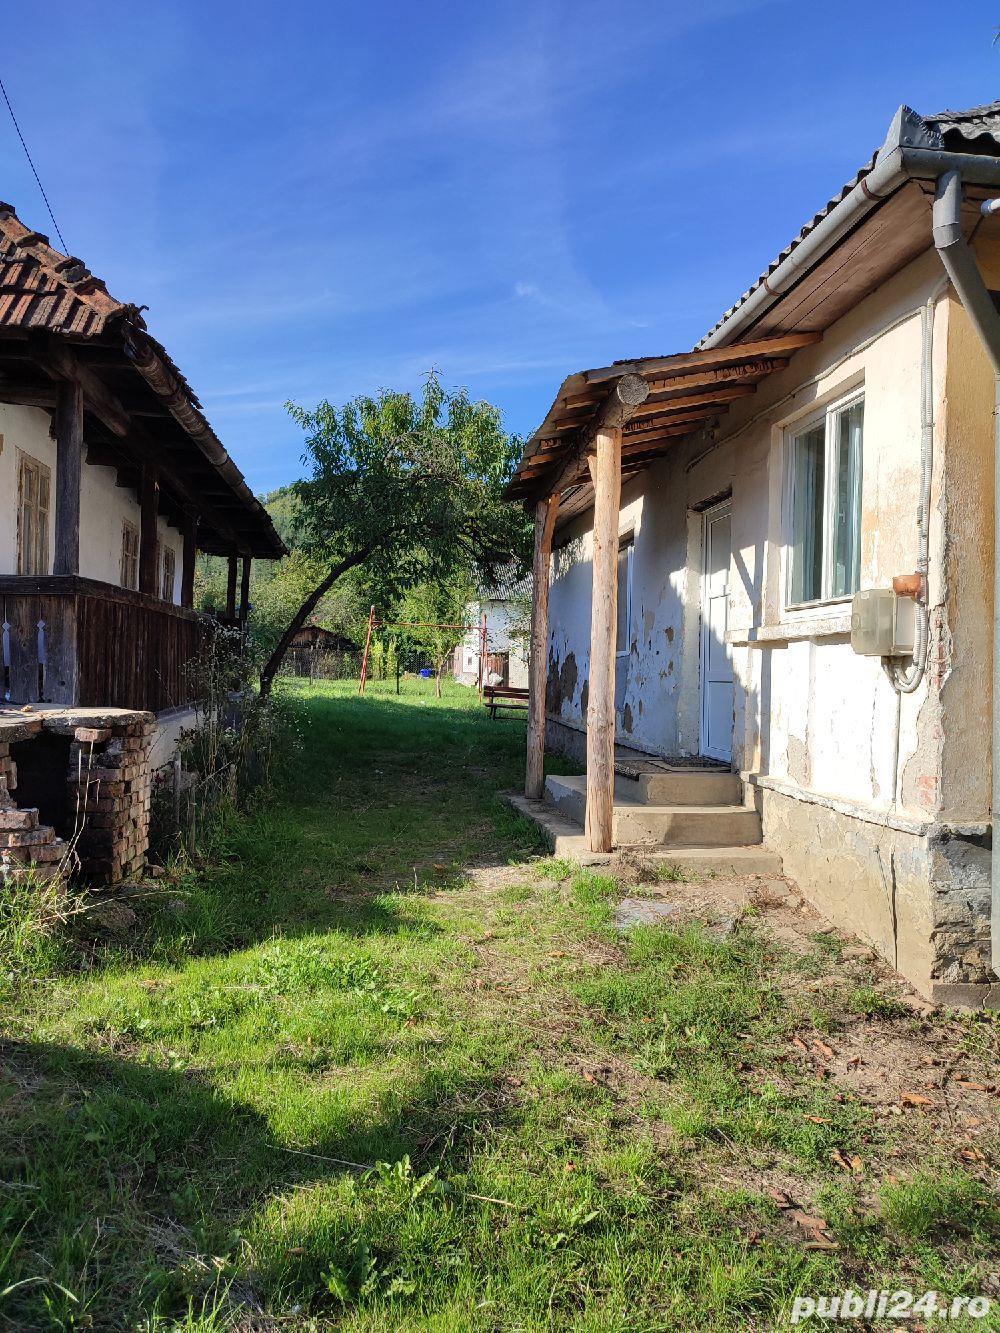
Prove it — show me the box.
[543,248,996,995]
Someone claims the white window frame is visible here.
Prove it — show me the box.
[616,536,634,658]
[782,390,864,612]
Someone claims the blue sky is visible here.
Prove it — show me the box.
[2,1,998,492]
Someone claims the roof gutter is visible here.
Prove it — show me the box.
[698,105,1000,351]
[931,169,1000,981]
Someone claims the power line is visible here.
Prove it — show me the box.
[0,73,68,252]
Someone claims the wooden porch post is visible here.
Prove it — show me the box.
[582,373,649,854]
[181,512,198,608]
[138,462,160,596]
[240,554,252,627]
[226,554,238,620]
[585,425,622,852]
[53,380,83,576]
[525,493,559,798]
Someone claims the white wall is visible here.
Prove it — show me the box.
[0,402,183,602]
[0,403,58,573]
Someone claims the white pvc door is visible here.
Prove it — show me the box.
[699,502,733,763]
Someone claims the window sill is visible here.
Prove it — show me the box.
[727,609,853,647]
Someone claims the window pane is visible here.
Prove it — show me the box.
[832,400,863,598]
[616,544,631,653]
[788,423,825,604]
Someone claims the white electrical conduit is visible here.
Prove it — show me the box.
[887,277,949,693]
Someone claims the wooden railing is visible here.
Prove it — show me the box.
[0,576,209,712]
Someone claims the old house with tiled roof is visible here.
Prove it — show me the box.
[510,101,1000,1007]
[0,203,285,885]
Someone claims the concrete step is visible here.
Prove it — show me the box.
[506,793,782,874]
[635,846,783,875]
[545,773,763,848]
[614,768,743,807]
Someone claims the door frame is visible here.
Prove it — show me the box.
[698,498,733,763]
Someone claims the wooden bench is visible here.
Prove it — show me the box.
[483,684,529,719]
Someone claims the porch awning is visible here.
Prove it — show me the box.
[505,331,821,524]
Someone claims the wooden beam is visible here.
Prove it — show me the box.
[624,406,721,436]
[525,494,559,799]
[583,331,822,384]
[0,385,57,410]
[226,554,238,619]
[240,554,252,627]
[33,335,130,437]
[629,383,756,420]
[139,461,160,596]
[585,425,621,854]
[53,380,83,576]
[542,374,649,499]
[181,512,198,608]
[644,357,788,395]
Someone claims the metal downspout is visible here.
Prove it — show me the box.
[932,168,1000,976]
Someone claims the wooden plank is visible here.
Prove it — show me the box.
[585,426,621,854]
[138,462,160,596]
[583,331,821,384]
[181,513,198,608]
[53,379,83,576]
[624,406,721,436]
[240,555,252,625]
[643,358,788,395]
[226,554,238,619]
[628,383,755,420]
[525,494,559,799]
[749,182,930,338]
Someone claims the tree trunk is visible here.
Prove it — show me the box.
[435,658,444,698]
[259,549,370,699]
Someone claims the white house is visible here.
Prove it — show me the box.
[510,102,1000,1007]
[454,591,529,690]
[0,201,285,717]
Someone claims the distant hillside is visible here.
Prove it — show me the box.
[260,484,301,548]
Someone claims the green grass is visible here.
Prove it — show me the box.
[0,678,997,1330]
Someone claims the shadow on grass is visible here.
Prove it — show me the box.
[0,1036,514,1327]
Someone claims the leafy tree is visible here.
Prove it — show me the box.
[398,574,475,696]
[258,372,529,697]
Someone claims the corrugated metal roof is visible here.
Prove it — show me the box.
[929,100,1000,144]
[697,100,1000,348]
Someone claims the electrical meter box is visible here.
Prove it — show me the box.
[850,588,915,657]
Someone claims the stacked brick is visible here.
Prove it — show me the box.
[68,715,155,885]
[0,736,68,885]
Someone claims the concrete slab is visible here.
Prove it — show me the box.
[614,897,682,929]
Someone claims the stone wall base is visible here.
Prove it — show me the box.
[545,716,588,766]
[758,785,995,1001]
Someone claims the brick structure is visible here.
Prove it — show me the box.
[67,715,154,884]
[0,707,154,888]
